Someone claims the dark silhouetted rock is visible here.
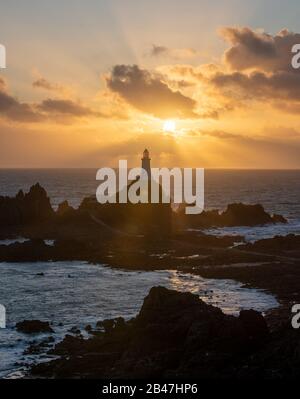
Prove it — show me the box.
[56,200,75,216]
[0,183,54,226]
[239,309,269,341]
[272,214,287,224]
[178,203,287,228]
[0,239,51,262]
[237,234,300,255]
[30,287,274,379]
[221,203,281,226]
[16,320,54,334]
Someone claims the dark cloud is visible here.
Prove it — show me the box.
[0,80,90,122]
[221,27,300,72]
[198,27,300,111]
[150,45,198,59]
[151,45,169,57]
[32,78,66,93]
[106,64,197,119]
[211,70,300,102]
[157,27,300,116]
[38,98,98,117]
[0,86,43,122]
[0,81,118,123]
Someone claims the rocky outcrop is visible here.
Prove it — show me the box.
[80,195,172,237]
[221,203,287,226]
[0,184,288,241]
[237,234,300,255]
[0,183,54,227]
[0,239,52,262]
[0,238,97,262]
[178,203,287,228]
[56,200,75,216]
[16,320,54,334]
[31,287,270,379]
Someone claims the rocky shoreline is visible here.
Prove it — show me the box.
[26,287,298,379]
[1,184,299,378]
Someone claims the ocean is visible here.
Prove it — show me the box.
[1,169,300,238]
[0,169,299,378]
[1,169,300,215]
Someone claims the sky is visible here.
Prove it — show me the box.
[1,0,300,168]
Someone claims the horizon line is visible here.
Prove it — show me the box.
[1,167,300,171]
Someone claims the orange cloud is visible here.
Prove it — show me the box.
[106,64,198,119]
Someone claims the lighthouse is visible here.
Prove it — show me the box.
[141,149,151,178]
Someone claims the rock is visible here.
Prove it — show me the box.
[0,238,93,263]
[30,287,273,379]
[48,334,85,356]
[0,239,52,262]
[96,317,125,334]
[68,327,81,335]
[239,309,269,341]
[220,203,285,227]
[16,320,54,334]
[0,183,54,226]
[56,200,74,216]
[237,234,300,255]
[272,214,287,224]
[178,203,287,228]
[24,336,55,355]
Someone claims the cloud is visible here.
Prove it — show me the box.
[0,83,43,122]
[150,27,300,117]
[272,101,300,114]
[182,27,300,112]
[32,77,66,93]
[198,130,241,139]
[0,77,6,91]
[0,78,122,123]
[211,69,300,103]
[38,98,99,117]
[220,26,300,72]
[150,44,199,60]
[106,64,197,119]
[190,127,300,142]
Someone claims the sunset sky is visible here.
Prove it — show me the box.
[1,0,300,168]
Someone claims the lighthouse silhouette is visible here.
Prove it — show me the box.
[141,148,151,178]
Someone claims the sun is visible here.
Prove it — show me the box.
[163,120,176,133]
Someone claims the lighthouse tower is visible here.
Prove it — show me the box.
[141,149,151,178]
